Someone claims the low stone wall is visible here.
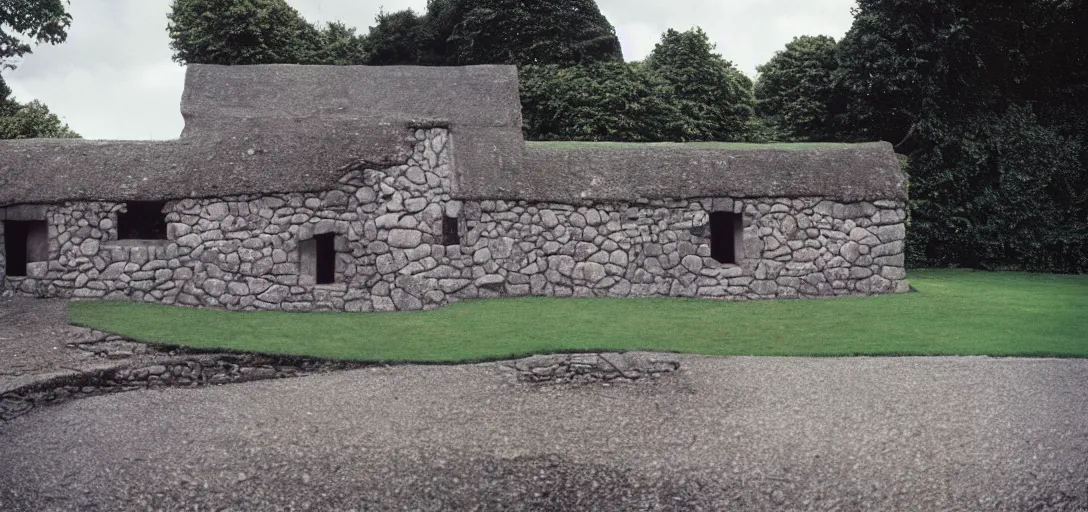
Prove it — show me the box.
[1,327,683,420]
[0,221,4,291]
[503,352,681,383]
[1,127,908,311]
[0,350,370,421]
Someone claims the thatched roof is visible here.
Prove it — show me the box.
[0,64,523,206]
[449,142,906,203]
[0,64,905,207]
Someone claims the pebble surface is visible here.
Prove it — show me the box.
[2,356,1086,511]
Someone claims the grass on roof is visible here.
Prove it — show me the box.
[527,141,885,151]
[68,270,1088,363]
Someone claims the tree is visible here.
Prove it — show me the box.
[0,88,80,139]
[317,22,368,65]
[754,35,838,142]
[830,1,948,147]
[908,106,1084,272]
[362,9,435,65]
[520,63,683,142]
[834,0,1088,272]
[366,0,624,67]
[1,0,71,69]
[443,0,623,66]
[643,28,755,141]
[1,1,78,139]
[167,0,324,65]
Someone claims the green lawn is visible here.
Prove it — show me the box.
[68,269,1088,362]
[528,141,884,151]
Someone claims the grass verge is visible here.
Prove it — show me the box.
[68,270,1088,363]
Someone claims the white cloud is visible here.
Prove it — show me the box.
[2,0,856,141]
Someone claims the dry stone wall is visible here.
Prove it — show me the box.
[0,221,5,290]
[1,127,908,310]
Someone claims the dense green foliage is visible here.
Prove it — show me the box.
[168,0,325,65]
[0,0,77,139]
[754,36,838,141]
[908,107,1085,271]
[825,0,1088,273]
[70,270,1088,361]
[0,94,80,139]
[520,63,682,142]
[365,0,623,66]
[359,9,433,65]
[317,22,368,65]
[168,0,369,65]
[0,0,70,68]
[521,29,756,142]
[644,28,754,142]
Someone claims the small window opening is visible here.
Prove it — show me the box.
[301,234,337,285]
[3,220,48,277]
[710,212,743,265]
[118,201,167,240]
[315,234,335,284]
[442,216,460,246]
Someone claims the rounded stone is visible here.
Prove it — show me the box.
[355,188,377,203]
[388,229,422,249]
[473,248,492,264]
[205,203,229,221]
[79,239,100,256]
[406,167,427,185]
[540,210,559,229]
[582,262,606,283]
[840,242,861,263]
[203,279,227,296]
[681,255,703,273]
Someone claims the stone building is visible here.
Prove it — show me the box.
[0,65,908,312]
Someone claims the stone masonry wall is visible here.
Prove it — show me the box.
[0,221,5,291]
[0,128,908,310]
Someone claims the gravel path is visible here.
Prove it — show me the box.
[0,298,129,394]
[2,355,1087,511]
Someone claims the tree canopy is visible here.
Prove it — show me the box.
[520,62,682,142]
[754,35,838,142]
[1,0,78,139]
[826,0,1088,272]
[643,28,755,142]
[360,9,434,66]
[365,0,624,66]
[0,92,80,139]
[168,0,326,65]
[0,0,71,69]
[520,29,761,144]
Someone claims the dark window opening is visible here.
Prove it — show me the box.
[315,233,336,284]
[442,216,460,246]
[710,212,742,265]
[117,201,167,240]
[300,233,336,285]
[3,220,48,277]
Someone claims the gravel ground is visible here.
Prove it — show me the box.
[0,298,88,379]
[0,298,123,394]
[2,355,1087,511]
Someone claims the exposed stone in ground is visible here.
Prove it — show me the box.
[503,352,681,384]
[0,349,371,421]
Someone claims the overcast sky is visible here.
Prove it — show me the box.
[3,0,857,141]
